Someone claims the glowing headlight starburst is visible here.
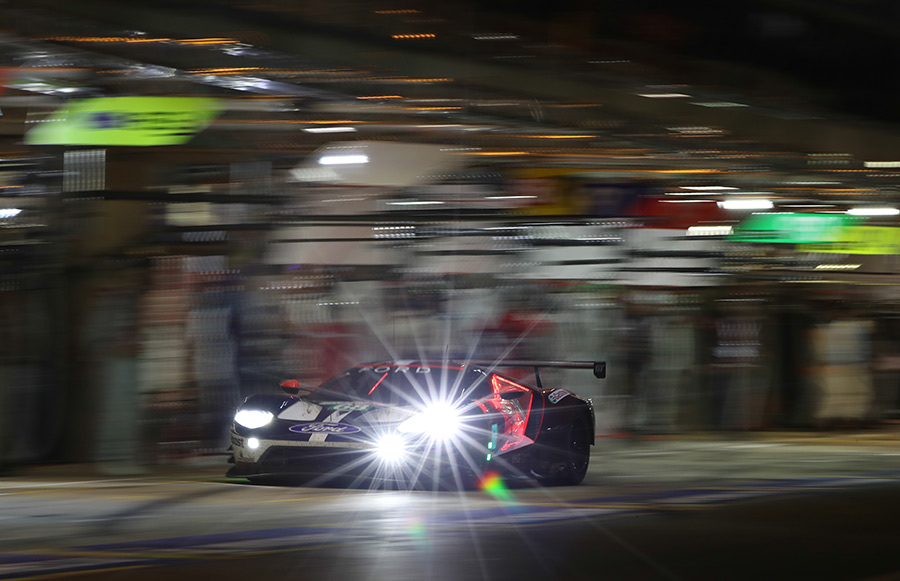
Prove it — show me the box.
[375,433,407,463]
[398,402,462,441]
[234,409,274,429]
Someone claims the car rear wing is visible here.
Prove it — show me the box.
[467,359,606,389]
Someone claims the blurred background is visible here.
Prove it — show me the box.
[2,0,900,472]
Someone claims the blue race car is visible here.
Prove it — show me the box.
[227,358,605,488]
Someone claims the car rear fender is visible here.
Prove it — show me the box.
[539,394,595,446]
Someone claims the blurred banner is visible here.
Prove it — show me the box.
[730,212,860,244]
[805,226,900,255]
[26,96,222,146]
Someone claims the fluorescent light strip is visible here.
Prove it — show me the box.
[318,154,369,165]
[0,208,22,219]
[718,199,774,210]
[303,126,358,134]
[847,207,899,216]
[687,225,733,236]
[864,161,900,168]
[814,264,861,270]
[637,93,692,98]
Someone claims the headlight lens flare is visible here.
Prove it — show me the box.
[397,402,462,441]
[375,433,407,463]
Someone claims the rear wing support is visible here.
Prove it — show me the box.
[468,360,606,389]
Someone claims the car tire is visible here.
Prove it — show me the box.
[559,414,591,485]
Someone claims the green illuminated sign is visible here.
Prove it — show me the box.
[730,213,859,244]
[26,96,222,146]
[804,226,900,255]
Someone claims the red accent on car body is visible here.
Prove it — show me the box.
[488,374,534,452]
[367,372,389,395]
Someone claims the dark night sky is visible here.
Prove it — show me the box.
[473,0,900,123]
[25,0,900,123]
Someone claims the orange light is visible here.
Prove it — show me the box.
[355,77,451,83]
[188,67,261,75]
[401,106,463,111]
[396,78,451,83]
[39,36,171,43]
[179,38,239,45]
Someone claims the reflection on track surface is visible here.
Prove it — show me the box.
[3,440,900,579]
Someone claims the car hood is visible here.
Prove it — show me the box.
[277,399,415,427]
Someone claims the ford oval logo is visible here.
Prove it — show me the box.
[289,422,361,434]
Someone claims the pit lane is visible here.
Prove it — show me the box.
[2,436,900,580]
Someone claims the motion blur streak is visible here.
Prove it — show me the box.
[0,0,898,507]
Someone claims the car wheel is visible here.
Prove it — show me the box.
[560,415,591,485]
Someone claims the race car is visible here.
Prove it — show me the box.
[227,358,605,488]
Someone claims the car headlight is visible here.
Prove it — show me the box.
[234,409,274,429]
[374,433,407,463]
[397,402,462,440]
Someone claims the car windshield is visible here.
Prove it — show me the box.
[311,364,490,407]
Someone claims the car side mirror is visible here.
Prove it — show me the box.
[280,379,309,396]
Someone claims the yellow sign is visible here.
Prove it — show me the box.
[26,96,221,146]
[804,226,900,255]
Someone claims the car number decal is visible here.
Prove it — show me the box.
[548,389,571,404]
[289,422,361,434]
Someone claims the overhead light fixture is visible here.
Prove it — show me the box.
[0,208,22,219]
[864,161,900,168]
[815,264,861,271]
[718,199,774,210]
[637,93,692,98]
[386,200,445,206]
[303,126,358,134]
[679,186,739,191]
[687,225,733,236]
[847,207,899,216]
[318,154,369,165]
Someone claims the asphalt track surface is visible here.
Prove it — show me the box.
[2,435,900,580]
